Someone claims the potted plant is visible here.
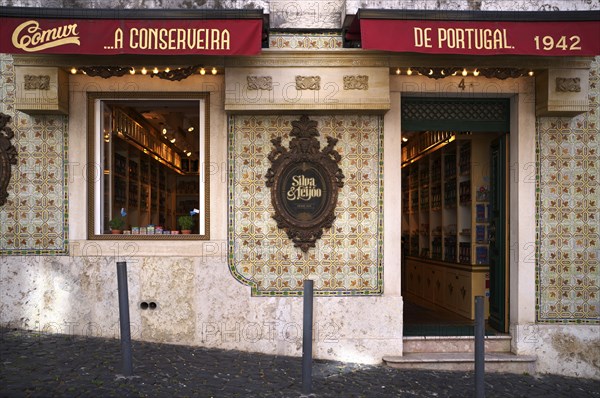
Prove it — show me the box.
[178,215,194,234]
[108,215,126,234]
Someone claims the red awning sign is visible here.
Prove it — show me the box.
[0,17,262,55]
[360,19,600,56]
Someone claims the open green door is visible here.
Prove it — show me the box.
[488,136,508,333]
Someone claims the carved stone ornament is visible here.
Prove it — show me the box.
[265,115,344,252]
[247,75,273,90]
[556,77,581,92]
[343,75,369,90]
[0,112,18,207]
[24,74,50,90]
[79,66,133,78]
[295,76,321,90]
[76,65,207,81]
[151,65,200,81]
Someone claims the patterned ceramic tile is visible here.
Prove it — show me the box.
[0,55,68,255]
[269,32,344,51]
[536,57,599,323]
[228,115,383,296]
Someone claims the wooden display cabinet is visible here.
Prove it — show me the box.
[402,132,497,320]
[105,106,188,233]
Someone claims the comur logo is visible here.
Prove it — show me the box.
[12,20,80,52]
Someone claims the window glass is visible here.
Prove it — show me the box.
[89,94,208,238]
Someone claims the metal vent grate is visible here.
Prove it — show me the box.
[402,98,510,132]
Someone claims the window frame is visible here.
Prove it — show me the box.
[86,91,210,240]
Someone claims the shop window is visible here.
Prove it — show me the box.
[87,92,209,239]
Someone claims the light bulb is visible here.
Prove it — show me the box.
[396,68,400,75]
[462,68,468,76]
[200,68,206,75]
[165,67,170,73]
[129,67,135,75]
[141,67,147,75]
[211,67,217,75]
[70,67,77,74]
[473,69,480,77]
[153,67,159,74]
[528,70,534,76]
[407,68,413,76]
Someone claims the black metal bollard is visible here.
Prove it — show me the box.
[474,296,485,398]
[116,261,133,376]
[302,280,314,396]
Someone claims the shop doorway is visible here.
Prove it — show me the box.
[400,98,510,336]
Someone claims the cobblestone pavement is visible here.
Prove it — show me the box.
[1,328,599,398]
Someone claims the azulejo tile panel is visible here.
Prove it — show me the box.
[228,115,383,296]
[536,57,599,323]
[0,54,68,255]
[269,32,344,51]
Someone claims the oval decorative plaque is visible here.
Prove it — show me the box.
[265,115,344,252]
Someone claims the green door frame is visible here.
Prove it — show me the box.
[489,136,508,333]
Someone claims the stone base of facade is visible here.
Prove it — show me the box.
[0,254,403,364]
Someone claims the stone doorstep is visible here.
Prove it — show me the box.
[403,335,512,353]
[383,353,537,374]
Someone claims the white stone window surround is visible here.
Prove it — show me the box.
[68,73,227,255]
[91,97,207,236]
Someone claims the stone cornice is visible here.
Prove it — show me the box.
[11,51,594,70]
[225,50,388,67]
[386,53,595,70]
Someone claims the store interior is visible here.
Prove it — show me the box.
[401,130,507,336]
